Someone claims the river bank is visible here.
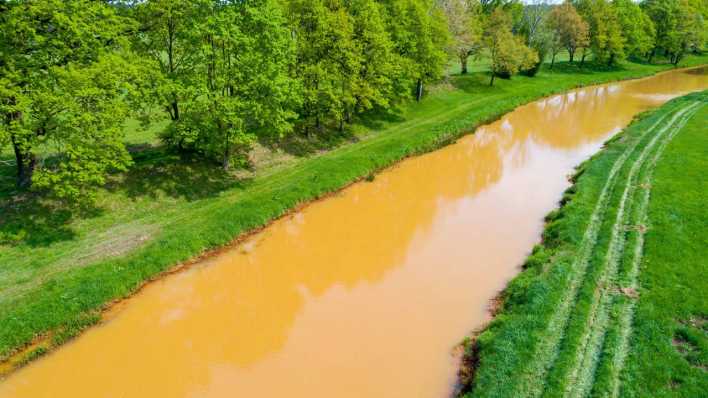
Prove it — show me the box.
[1,57,707,376]
[460,90,708,397]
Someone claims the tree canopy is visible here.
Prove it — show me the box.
[0,0,139,201]
[484,8,538,85]
[0,0,704,204]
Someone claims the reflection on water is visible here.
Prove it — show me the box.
[0,68,706,398]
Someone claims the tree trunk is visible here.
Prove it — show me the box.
[10,134,35,188]
[222,150,230,171]
[672,53,681,66]
[416,79,423,102]
[170,98,180,121]
[569,49,574,63]
[581,50,587,66]
[647,47,655,64]
[460,55,468,74]
[550,53,556,70]
[220,120,230,171]
[489,73,495,86]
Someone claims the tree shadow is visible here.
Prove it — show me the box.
[545,60,627,75]
[113,146,250,201]
[0,194,89,247]
[274,124,359,157]
[451,72,505,94]
[356,106,406,131]
[0,153,102,247]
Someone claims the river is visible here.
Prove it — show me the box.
[0,67,706,398]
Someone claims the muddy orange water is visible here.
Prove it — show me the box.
[2,68,707,398]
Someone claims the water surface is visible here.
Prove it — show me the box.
[1,68,706,398]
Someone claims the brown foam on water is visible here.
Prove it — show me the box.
[1,68,705,398]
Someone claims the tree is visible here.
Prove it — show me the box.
[581,0,625,65]
[483,8,538,86]
[518,0,552,75]
[614,0,656,60]
[439,0,483,74]
[187,0,300,169]
[668,0,705,65]
[643,0,705,64]
[131,0,202,126]
[546,1,589,63]
[382,0,449,101]
[547,18,565,69]
[346,0,399,122]
[642,0,679,62]
[0,0,137,201]
[29,56,139,202]
[287,0,359,133]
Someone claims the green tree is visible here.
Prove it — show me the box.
[518,0,552,75]
[642,0,679,62]
[643,0,705,64]
[187,0,300,169]
[0,0,137,201]
[669,0,705,64]
[382,0,449,101]
[131,0,202,126]
[546,1,589,63]
[614,0,656,60]
[483,8,538,85]
[346,0,399,124]
[581,0,625,65]
[287,0,359,133]
[439,0,484,74]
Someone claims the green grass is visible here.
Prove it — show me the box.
[461,90,708,397]
[0,56,706,368]
[619,95,708,397]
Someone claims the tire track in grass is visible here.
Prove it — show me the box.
[605,102,705,398]
[515,103,679,398]
[562,102,702,398]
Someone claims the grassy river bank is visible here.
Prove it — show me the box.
[1,56,707,371]
[461,90,708,397]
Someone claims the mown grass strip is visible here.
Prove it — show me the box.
[540,102,698,398]
[597,101,707,398]
[563,102,703,398]
[512,102,679,398]
[619,95,708,397]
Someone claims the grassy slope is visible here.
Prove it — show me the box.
[619,98,708,397]
[463,91,708,397]
[0,57,706,365]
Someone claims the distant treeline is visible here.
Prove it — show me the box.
[0,0,705,202]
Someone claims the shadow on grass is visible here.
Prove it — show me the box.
[0,154,88,247]
[113,147,249,201]
[451,72,505,94]
[274,125,360,157]
[356,106,406,131]
[0,146,250,247]
[544,60,628,75]
[0,194,89,248]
